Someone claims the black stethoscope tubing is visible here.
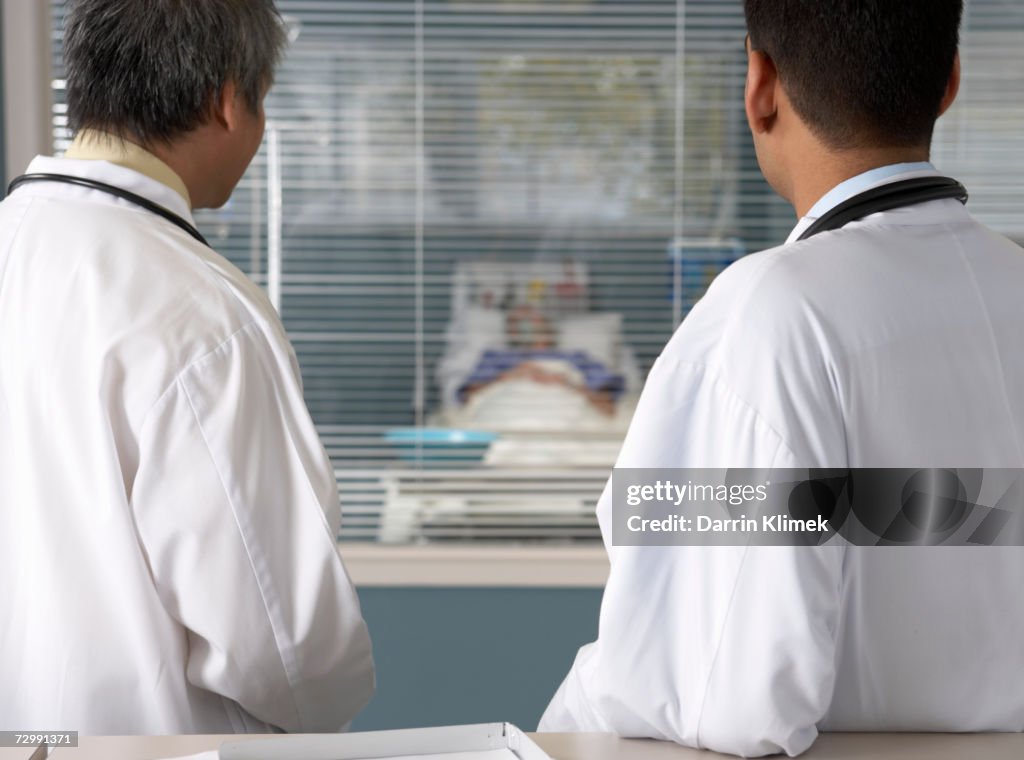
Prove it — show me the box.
[7,172,967,249]
[797,176,968,241]
[7,173,210,248]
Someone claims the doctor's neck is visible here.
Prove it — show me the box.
[784,140,932,219]
[137,81,266,210]
[750,57,958,220]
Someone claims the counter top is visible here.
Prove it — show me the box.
[3,731,1023,760]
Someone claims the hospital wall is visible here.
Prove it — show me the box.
[0,7,5,185]
[1,0,50,187]
[352,587,602,731]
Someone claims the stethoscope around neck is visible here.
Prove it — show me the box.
[796,175,968,241]
[6,172,210,248]
[7,171,967,249]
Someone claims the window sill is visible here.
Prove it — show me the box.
[338,543,609,588]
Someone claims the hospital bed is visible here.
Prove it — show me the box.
[345,248,742,544]
[434,260,642,441]
[372,260,641,542]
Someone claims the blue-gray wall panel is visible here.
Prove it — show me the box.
[352,587,602,732]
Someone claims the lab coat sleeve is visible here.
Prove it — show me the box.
[539,355,844,758]
[130,320,375,732]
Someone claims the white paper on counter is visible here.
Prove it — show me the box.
[218,724,550,760]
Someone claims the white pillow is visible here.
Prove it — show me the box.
[461,306,506,348]
[556,312,622,368]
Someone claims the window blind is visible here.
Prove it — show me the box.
[932,1,1024,240]
[47,0,1024,543]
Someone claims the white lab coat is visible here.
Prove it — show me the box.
[0,158,374,733]
[540,169,1024,756]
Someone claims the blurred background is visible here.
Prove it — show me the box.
[3,0,1023,731]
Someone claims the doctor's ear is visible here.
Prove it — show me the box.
[745,48,779,135]
[210,81,248,133]
[937,53,961,118]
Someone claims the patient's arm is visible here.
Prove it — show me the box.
[463,361,616,416]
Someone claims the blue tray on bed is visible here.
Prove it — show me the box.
[385,428,498,464]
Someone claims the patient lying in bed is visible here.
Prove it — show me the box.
[436,307,639,432]
[458,350,625,417]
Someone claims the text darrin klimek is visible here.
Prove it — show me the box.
[622,480,830,534]
[626,514,831,534]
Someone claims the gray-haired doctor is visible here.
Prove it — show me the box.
[0,0,373,733]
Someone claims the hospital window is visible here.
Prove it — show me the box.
[46,0,1024,546]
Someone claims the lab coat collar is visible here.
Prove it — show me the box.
[786,164,966,245]
[19,155,197,231]
[65,129,192,207]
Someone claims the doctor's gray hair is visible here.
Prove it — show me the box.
[64,0,288,145]
[744,0,963,150]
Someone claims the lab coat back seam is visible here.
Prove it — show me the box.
[135,319,261,441]
[780,295,850,470]
[232,324,349,546]
[945,224,1024,465]
[692,437,791,753]
[173,369,306,732]
[282,416,348,543]
[693,246,826,428]
[656,356,805,466]
[163,317,345,545]
[691,541,753,752]
[702,247,793,347]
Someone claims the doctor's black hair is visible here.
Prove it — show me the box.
[63,0,288,145]
[743,0,964,149]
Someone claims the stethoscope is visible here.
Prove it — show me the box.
[797,176,968,241]
[6,173,210,248]
[7,171,966,248]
